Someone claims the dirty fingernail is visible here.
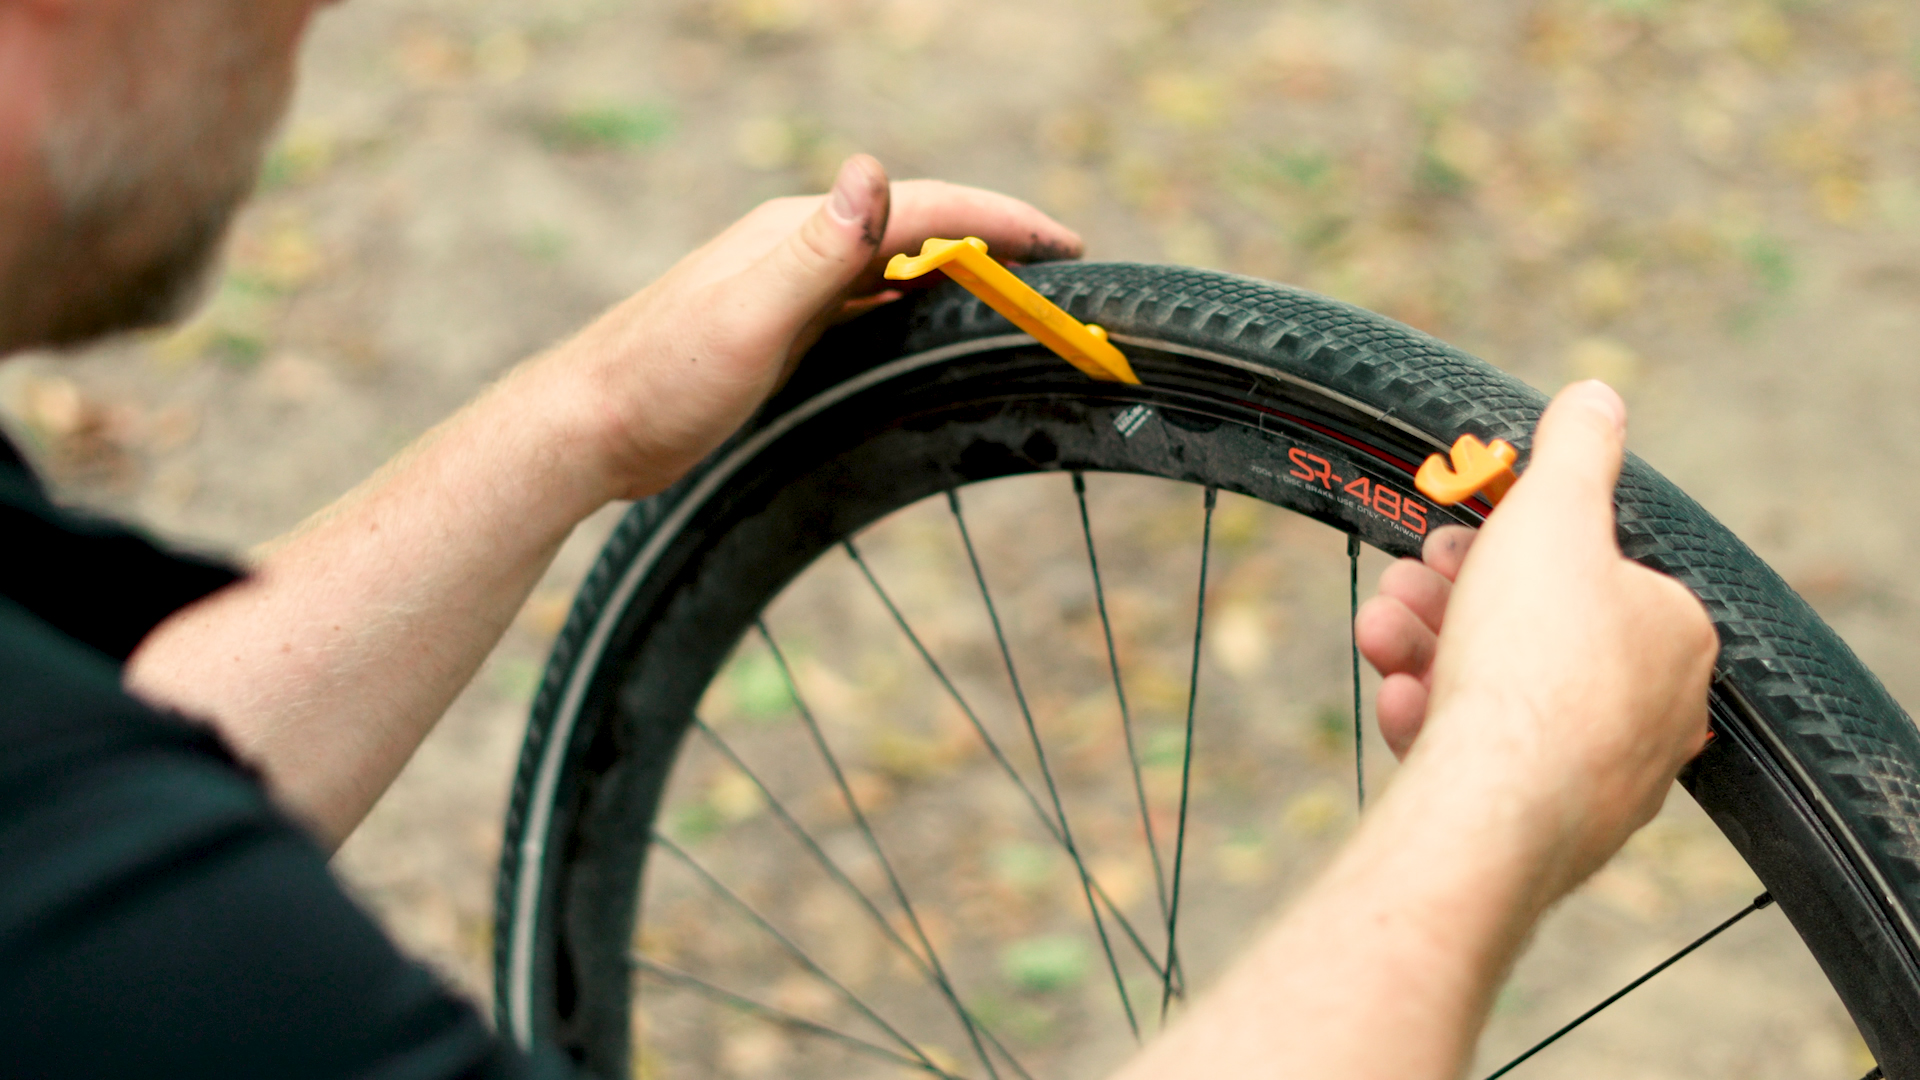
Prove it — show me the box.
[826,155,879,227]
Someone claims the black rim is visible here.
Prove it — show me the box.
[502,337,1914,1078]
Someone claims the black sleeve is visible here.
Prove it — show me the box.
[0,602,580,1080]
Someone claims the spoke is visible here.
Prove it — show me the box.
[844,537,1179,990]
[650,833,935,1070]
[688,719,1035,1078]
[1481,893,1775,1080]
[947,489,1142,1039]
[1160,485,1217,1021]
[756,620,1010,1080]
[1074,472,1172,925]
[632,955,964,1078]
[1348,532,1365,810]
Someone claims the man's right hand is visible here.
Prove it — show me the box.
[1354,380,1719,895]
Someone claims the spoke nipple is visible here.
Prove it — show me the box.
[1755,892,1775,910]
[1203,485,1218,510]
[1072,471,1087,495]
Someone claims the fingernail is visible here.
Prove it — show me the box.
[826,156,873,226]
[1582,379,1627,434]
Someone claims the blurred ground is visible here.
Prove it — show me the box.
[2,0,1916,1076]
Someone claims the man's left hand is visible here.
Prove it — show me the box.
[532,154,1082,502]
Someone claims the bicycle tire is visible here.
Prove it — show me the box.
[493,261,1920,1078]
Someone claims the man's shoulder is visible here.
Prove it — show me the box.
[0,593,135,705]
[0,431,241,663]
[0,595,239,778]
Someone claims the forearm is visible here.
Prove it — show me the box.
[1115,724,1567,1080]
[117,163,1086,850]
[125,357,612,848]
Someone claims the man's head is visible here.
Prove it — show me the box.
[0,0,323,353]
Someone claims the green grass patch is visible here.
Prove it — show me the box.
[1000,934,1091,994]
[1741,233,1796,295]
[724,651,793,723]
[539,103,675,152]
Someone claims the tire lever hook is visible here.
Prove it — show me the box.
[885,238,1141,384]
[1415,434,1519,507]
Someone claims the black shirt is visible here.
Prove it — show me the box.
[0,437,571,1078]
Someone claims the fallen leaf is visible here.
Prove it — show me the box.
[393,24,466,86]
[1280,786,1346,838]
[1572,257,1641,322]
[1214,828,1270,884]
[1142,71,1226,130]
[720,1026,789,1077]
[734,116,797,171]
[1208,605,1271,679]
[517,590,573,638]
[1564,336,1642,389]
[473,29,530,84]
[1814,173,1865,225]
[708,769,766,824]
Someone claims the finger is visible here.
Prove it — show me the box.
[753,155,893,324]
[1421,525,1477,582]
[878,179,1083,264]
[833,290,904,324]
[1509,380,1627,538]
[781,290,901,382]
[1376,556,1453,634]
[1355,594,1439,678]
[1376,673,1429,759]
[1638,567,1722,688]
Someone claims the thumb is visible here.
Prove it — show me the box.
[756,154,891,322]
[1510,380,1628,536]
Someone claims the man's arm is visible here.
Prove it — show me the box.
[124,156,1084,848]
[1115,382,1719,1078]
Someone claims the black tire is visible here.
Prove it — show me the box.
[493,262,1920,1078]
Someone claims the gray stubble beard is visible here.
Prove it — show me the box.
[3,4,292,353]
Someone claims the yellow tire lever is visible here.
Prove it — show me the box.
[885,238,1140,384]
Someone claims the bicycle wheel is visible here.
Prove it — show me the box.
[493,262,1920,1079]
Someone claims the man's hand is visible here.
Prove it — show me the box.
[1113,383,1720,1080]
[1356,380,1719,893]
[532,154,1082,502]
[128,155,1078,845]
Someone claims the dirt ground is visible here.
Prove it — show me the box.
[4,0,1917,1076]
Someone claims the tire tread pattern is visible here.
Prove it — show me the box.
[496,261,1920,1034]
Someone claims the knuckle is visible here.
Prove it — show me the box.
[793,222,842,270]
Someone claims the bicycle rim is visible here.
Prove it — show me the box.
[496,266,1920,1078]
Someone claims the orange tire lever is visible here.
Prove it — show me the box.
[885,238,1140,384]
[1415,434,1519,508]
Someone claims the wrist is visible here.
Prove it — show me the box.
[450,355,627,528]
[523,293,731,505]
[1412,685,1672,903]
[1384,708,1587,912]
